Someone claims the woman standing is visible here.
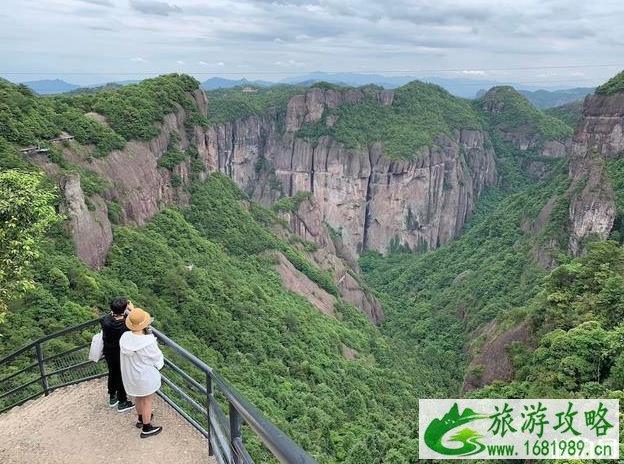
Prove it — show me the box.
[119,307,164,438]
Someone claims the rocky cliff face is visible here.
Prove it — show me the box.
[275,200,385,323]
[46,89,383,322]
[568,92,624,254]
[198,87,498,262]
[51,92,207,267]
[61,176,113,268]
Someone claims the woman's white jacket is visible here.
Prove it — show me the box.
[119,332,164,397]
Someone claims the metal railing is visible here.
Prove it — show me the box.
[0,318,317,464]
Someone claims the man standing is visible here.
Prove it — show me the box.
[100,297,135,412]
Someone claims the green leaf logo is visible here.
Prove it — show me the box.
[424,403,487,456]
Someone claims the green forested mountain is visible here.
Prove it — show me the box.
[596,70,624,95]
[545,100,585,127]
[297,81,482,159]
[476,86,573,141]
[518,87,593,109]
[2,71,624,463]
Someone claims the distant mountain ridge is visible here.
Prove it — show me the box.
[21,79,139,95]
[281,72,512,98]
[22,79,80,94]
[201,77,274,90]
[280,72,593,99]
[518,87,594,108]
[16,73,595,101]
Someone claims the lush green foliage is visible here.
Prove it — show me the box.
[206,85,303,125]
[476,86,573,141]
[474,241,624,401]
[68,74,202,141]
[298,81,483,160]
[187,175,338,296]
[272,191,313,213]
[0,75,203,158]
[158,147,187,169]
[157,133,189,170]
[0,170,60,314]
[0,79,124,156]
[595,70,624,95]
[605,155,624,244]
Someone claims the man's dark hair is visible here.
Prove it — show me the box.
[110,297,129,315]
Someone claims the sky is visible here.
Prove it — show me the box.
[1,0,623,87]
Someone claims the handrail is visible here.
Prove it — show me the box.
[0,318,318,464]
[0,318,101,365]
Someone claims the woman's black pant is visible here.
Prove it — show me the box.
[104,351,128,403]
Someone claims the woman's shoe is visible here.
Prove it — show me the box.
[108,395,118,408]
[135,413,154,428]
[140,423,163,438]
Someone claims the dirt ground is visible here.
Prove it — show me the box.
[0,379,214,464]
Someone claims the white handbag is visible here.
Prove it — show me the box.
[88,331,104,362]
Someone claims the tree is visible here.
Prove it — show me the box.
[0,170,59,317]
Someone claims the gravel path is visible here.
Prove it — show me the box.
[0,379,214,464]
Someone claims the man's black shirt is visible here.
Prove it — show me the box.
[100,314,129,355]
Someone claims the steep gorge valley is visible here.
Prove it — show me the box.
[2,70,624,462]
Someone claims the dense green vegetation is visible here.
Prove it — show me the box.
[0,170,60,315]
[473,240,624,399]
[595,70,624,96]
[298,81,483,160]
[66,74,203,141]
[0,74,204,158]
[157,133,189,170]
[476,86,573,141]
[272,191,313,213]
[0,78,124,156]
[606,156,624,243]
[360,157,624,452]
[358,72,624,454]
[206,85,303,125]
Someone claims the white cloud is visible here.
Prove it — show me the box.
[130,57,146,62]
[176,60,185,64]
[461,70,486,76]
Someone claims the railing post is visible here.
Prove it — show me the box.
[35,342,49,396]
[206,372,213,456]
[229,402,242,464]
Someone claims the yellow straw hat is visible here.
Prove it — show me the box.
[125,307,152,331]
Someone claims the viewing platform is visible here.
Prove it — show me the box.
[0,379,213,464]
